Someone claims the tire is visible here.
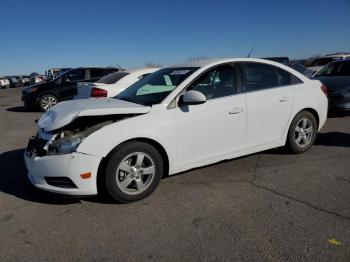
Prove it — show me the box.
[105,141,163,203]
[287,111,318,154]
[38,94,59,111]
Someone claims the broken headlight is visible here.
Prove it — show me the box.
[47,133,85,155]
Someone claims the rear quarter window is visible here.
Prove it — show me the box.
[243,62,302,92]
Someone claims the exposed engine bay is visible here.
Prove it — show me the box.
[26,114,135,157]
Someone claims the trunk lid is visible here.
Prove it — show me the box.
[75,82,111,99]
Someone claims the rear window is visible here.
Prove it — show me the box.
[97,72,129,84]
[90,69,106,79]
[310,57,341,67]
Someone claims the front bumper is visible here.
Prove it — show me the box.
[21,94,37,108]
[24,151,102,195]
[0,84,10,89]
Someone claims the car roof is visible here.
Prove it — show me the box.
[324,53,350,57]
[327,58,350,64]
[76,67,120,69]
[167,57,290,68]
[128,68,161,74]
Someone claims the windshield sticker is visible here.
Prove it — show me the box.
[136,84,175,96]
[170,70,190,75]
[164,75,173,86]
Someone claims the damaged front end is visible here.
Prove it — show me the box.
[26,115,131,157]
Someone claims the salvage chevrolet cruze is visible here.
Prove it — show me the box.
[24,58,328,203]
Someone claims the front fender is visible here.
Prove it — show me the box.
[76,109,176,171]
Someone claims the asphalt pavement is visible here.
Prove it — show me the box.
[0,87,349,261]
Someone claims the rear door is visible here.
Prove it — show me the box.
[240,62,302,147]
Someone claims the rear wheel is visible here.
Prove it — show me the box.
[39,94,59,111]
[287,111,317,154]
[105,141,163,203]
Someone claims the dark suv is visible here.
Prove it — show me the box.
[22,67,119,111]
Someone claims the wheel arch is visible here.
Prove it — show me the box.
[36,92,61,107]
[96,137,170,194]
[299,107,320,128]
[284,107,321,146]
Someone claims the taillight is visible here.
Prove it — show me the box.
[321,84,328,96]
[91,87,107,98]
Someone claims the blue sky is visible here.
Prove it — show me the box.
[0,0,349,75]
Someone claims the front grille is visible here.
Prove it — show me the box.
[44,177,77,189]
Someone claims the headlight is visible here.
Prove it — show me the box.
[48,133,85,155]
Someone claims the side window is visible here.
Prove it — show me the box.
[337,62,350,76]
[90,69,105,79]
[188,64,240,100]
[66,69,85,82]
[243,63,301,92]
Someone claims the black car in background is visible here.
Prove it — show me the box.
[6,76,21,88]
[312,59,350,113]
[288,63,315,78]
[22,67,119,111]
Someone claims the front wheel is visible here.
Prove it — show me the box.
[105,141,163,203]
[39,94,59,111]
[287,111,318,154]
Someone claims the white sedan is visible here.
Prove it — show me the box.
[24,58,328,203]
[74,68,160,99]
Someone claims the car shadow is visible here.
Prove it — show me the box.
[327,112,350,118]
[0,149,81,205]
[1,131,349,205]
[6,106,38,113]
[316,132,350,147]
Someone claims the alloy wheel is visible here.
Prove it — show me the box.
[294,118,313,148]
[116,152,156,195]
[41,95,58,111]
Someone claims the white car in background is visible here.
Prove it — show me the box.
[0,78,10,89]
[75,68,160,99]
[25,58,328,203]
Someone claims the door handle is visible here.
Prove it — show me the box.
[279,96,289,102]
[229,107,244,114]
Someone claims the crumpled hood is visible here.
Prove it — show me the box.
[37,98,151,132]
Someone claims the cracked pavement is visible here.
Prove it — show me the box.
[1,88,350,261]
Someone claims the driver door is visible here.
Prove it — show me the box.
[174,64,246,169]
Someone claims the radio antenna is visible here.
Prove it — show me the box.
[247,44,255,58]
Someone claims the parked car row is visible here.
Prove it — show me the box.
[0,75,32,89]
[17,55,350,115]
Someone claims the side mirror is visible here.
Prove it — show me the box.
[181,90,206,105]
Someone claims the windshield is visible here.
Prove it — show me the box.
[315,61,350,76]
[115,67,198,106]
[97,71,129,84]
